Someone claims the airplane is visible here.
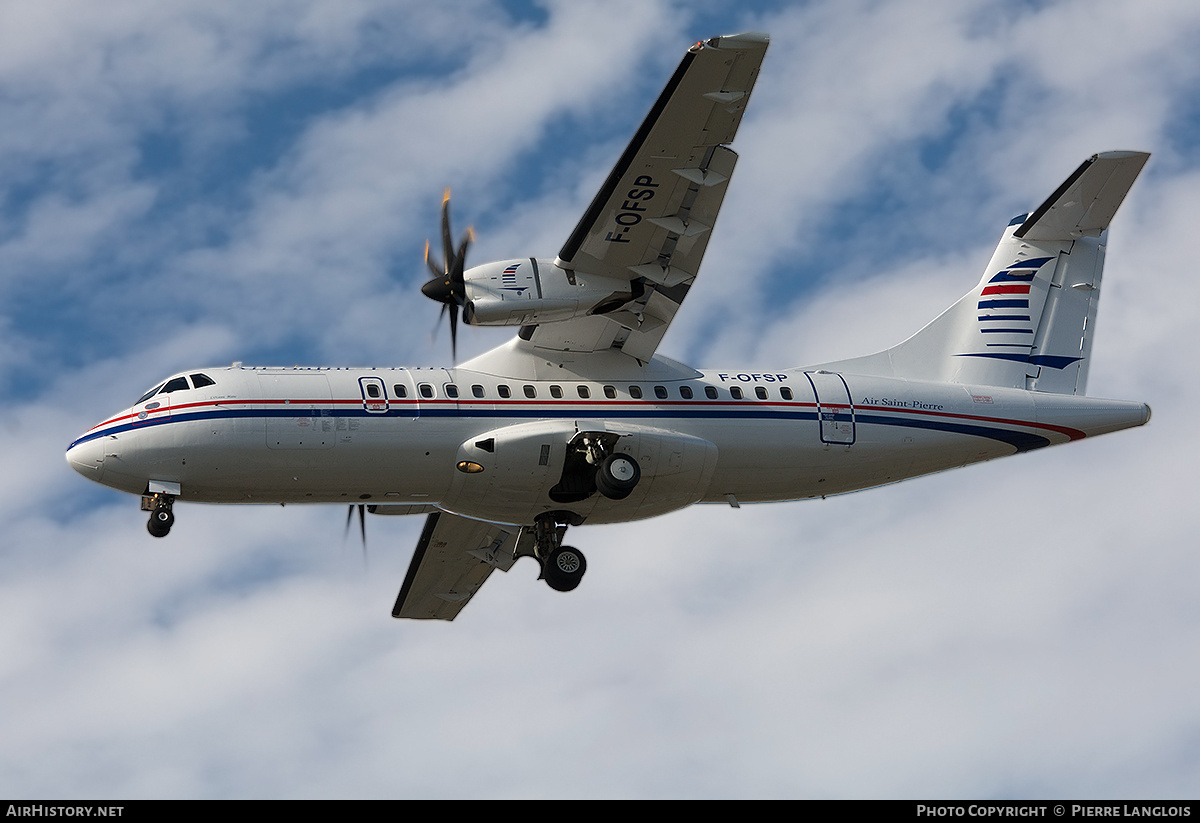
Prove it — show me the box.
[66,32,1152,620]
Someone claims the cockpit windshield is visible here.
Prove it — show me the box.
[134,373,217,405]
[135,383,165,405]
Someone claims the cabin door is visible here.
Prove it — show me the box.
[805,371,855,445]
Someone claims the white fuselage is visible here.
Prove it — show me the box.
[66,363,1150,527]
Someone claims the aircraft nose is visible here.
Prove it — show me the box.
[66,436,105,480]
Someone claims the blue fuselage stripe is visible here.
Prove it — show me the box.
[854,413,1048,452]
[69,404,1053,453]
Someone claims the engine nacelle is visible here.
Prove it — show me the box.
[462,258,639,327]
[438,420,718,526]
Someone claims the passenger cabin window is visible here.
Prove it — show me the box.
[755,387,768,400]
[160,376,190,394]
[705,386,718,399]
[366,384,381,398]
[680,386,693,399]
[419,384,433,399]
[629,386,643,399]
[603,385,616,399]
[781,387,794,400]
[523,385,536,398]
[472,385,485,398]
[550,385,563,399]
[190,373,216,388]
[498,384,511,398]
[577,386,590,399]
[654,385,668,400]
[445,384,459,399]
[393,384,408,398]
[730,386,744,400]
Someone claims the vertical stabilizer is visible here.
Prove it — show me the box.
[823,152,1148,395]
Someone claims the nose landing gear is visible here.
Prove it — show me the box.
[142,492,175,538]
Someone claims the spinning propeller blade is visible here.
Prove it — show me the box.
[421,189,473,361]
[343,504,367,568]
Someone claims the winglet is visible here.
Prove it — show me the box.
[1014,151,1149,241]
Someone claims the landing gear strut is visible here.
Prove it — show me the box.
[142,492,175,538]
[533,515,586,592]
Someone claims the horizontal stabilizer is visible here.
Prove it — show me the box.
[1015,151,1149,241]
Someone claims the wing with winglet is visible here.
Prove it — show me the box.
[527,32,769,362]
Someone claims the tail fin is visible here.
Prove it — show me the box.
[827,151,1149,395]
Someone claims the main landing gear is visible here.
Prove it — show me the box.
[595,452,640,500]
[533,434,640,595]
[551,429,641,503]
[533,515,586,592]
[142,492,175,538]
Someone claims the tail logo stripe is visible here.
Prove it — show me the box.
[981,284,1032,296]
[978,299,1030,310]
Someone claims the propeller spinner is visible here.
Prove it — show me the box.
[421,189,474,360]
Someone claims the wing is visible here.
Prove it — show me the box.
[529,32,769,362]
[392,512,525,621]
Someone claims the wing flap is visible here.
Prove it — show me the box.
[392,512,519,621]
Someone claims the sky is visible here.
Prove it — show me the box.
[2,0,1199,799]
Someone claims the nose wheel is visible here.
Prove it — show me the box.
[142,492,175,538]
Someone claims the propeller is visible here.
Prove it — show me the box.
[344,504,367,568]
[421,188,474,361]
